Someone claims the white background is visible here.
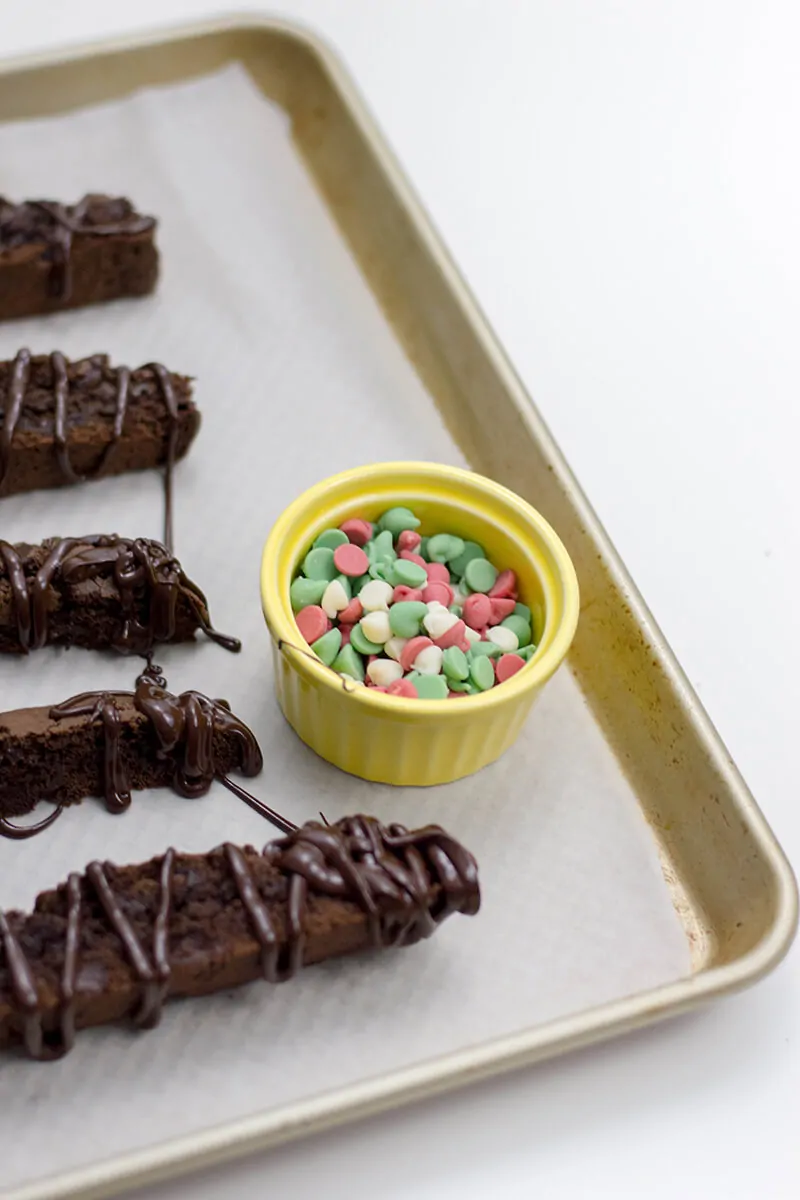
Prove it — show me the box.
[2,2,798,1198]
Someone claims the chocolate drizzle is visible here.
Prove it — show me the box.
[87,851,173,1029]
[47,664,263,815]
[0,534,240,655]
[0,806,64,841]
[0,194,155,301]
[0,817,480,1059]
[0,351,183,550]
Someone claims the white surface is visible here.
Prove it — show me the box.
[0,2,798,1198]
[0,65,689,1193]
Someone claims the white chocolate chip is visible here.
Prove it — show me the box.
[425,600,448,610]
[359,579,393,612]
[340,674,365,687]
[361,610,392,644]
[464,626,481,646]
[367,659,405,687]
[321,578,350,619]
[451,589,468,607]
[413,645,444,675]
[487,626,519,652]
[384,636,408,661]
[423,607,459,639]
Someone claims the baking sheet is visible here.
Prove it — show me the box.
[0,65,690,1192]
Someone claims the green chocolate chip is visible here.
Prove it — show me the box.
[501,614,532,647]
[464,557,498,593]
[469,655,496,691]
[449,604,463,617]
[442,646,469,681]
[447,677,477,694]
[354,574,372,593]
[467,641,502,660]
[513,602,532,623]
[302,547,338,582]
[350,623,383,656]
[371,529,397,562]
[290,576,327,611]
[389,601,428,638]
[313,528,349,551]
[334,574,353,601]
[517,644,537,662]
[426,533,465,564]
[332,643,365,681]
[448,540,485,577]
[368,561,395,582]
[392,558,427,588]
[311,627,342,667]
[406,671,449,700]
[418,537,429,560]
[377,507,421,538]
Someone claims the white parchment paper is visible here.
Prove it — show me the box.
[0,67,690,1192]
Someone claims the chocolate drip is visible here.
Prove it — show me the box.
[0,351,182,550]
[0,805,64,841]
[0,533,240,654]
[0,908,42,1058]
[0,817,480,1059]
[0,348,30,487]
[88,852,173,1028]
[217,775,298,834]
[148,363,179,554]
[0,194,155,300]
[48,664,263,816]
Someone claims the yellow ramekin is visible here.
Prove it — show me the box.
[261,463,579,786]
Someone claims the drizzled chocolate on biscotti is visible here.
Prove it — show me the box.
[0,351,199,549]
[0,664,263,837]
[0,816,480,1059]
[0,535,239,656]
[0,194,158,318]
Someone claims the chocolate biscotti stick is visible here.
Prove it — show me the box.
[0,194,158,319]
[0,350,199,550]
[0,816,480,1059]
[0,534,239,655]
[0,665,263,833]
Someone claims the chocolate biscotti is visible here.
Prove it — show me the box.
[0,816,480,1059]
[0,534,239,656]
[0,665,262,826]
[0,194,158,320]
[0,350,199,547]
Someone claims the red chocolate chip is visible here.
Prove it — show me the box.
[488,597,516,624]
[400,636,434,672]
[340,625,352,646]
[338,597,364,624]
[463,593,492,630]
[392,585,425,604]
[496,653,526,683]
[295,605,328,644]
[422,582,453,606]
[339,519,373,547]
[386,677,418,698]
[434,619,467,649]
[489,569,517,599]
[333,543,370,576]
[425,562,450,584]
[397,530,422,552]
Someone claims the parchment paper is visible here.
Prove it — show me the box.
[0,66,690,1192]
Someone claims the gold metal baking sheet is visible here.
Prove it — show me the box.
[0,14,795,1200]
